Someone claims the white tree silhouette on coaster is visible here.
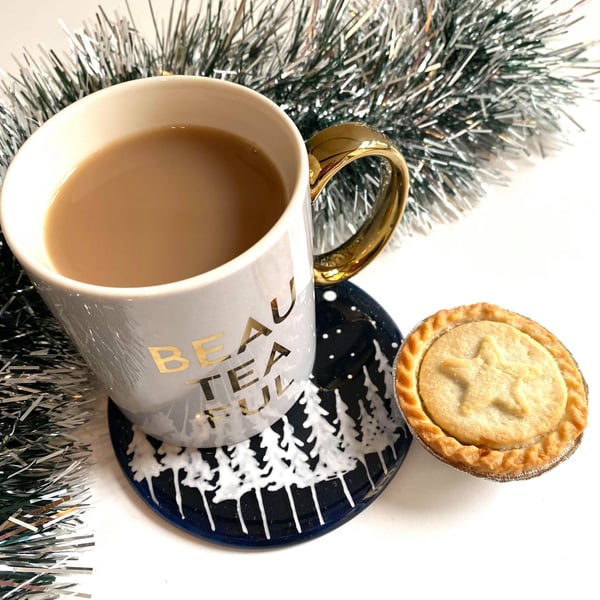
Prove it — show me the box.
[156,442,189,520]
[302,380,357,517]
[261,416,313,534]
[225,440,270,538]
[374,340,405,460]
[361,366,400,472]
[180,449,216,530]
[334,388,375,489]
[127,425,164,505]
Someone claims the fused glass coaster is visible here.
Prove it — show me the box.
[108,281,412,547]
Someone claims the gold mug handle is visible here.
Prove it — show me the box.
[306,123,409,285]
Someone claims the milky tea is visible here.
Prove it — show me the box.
[44,125,287,287]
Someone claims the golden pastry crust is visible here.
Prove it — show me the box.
[394,303,588,480]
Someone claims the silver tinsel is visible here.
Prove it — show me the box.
[0,0,597,596]
[0,250,94,598]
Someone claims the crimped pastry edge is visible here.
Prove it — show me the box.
[393,302,588,480]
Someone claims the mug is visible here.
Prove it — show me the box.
[0,75,409,447]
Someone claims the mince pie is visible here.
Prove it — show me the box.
[394,303,588,480]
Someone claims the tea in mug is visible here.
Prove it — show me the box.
[44,125,287,287]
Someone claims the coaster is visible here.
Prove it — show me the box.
[108,281,412,547]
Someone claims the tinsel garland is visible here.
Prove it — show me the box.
[0,248,94,597]
[0,0,597,596]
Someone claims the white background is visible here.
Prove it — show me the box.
[1,1,598,599]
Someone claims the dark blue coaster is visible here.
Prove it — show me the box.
[107,281,412,547]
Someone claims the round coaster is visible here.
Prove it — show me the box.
[107,281,412,547]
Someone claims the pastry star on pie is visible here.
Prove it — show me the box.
[441,335,541,418]
[394,303,588,480]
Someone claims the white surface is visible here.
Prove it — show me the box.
[1,1,598,599]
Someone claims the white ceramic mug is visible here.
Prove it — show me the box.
[0,75,409,447]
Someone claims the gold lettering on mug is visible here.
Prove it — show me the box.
[148,346,191,373]
[271,277,296,324]
[227,359,260,392]
[238,385,271,416]
[263,342,291,376]
[238,373,293,416]
[204,405,230,428]
[237,317,272,354]
[185,374,222,401]
[192,333,231,366]
[147,274,300,375]
[274,373,293,396]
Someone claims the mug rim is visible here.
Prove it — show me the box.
[0,75,309,299]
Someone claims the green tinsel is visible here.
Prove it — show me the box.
[0,0,597,596]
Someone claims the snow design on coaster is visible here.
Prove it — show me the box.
[110,282,412,547]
